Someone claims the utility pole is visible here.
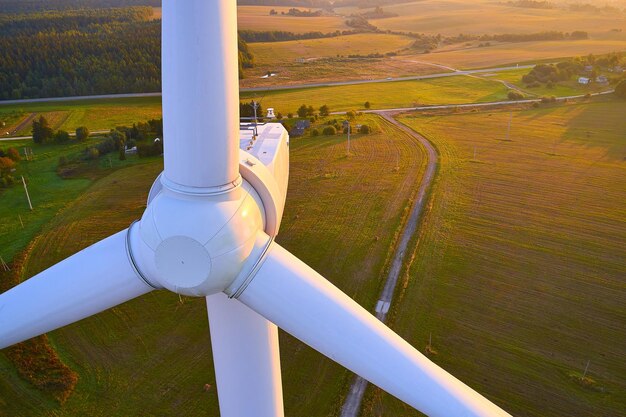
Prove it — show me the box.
[505,112,512,141]
[342,120,351,155]
[21,175,33,211]
[252,100,259,137]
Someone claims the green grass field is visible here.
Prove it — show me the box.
[243,75,510,114]
[0,114,428,416]
[0,97,162,136]
[357,99,626,417]
[476,68,613,97]
[0,138,159,264]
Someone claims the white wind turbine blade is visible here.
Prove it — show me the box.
[0,230,154,349]
[206,293,284,417]
[162,0,240,189]
[236,243,512,417]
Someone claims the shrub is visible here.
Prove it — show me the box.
[310,128,319,137]
[508,91,524,100]
[0,156,15,173]
[75,126,90,141]
[322,126,337,135]
[7,147,20,162]
[276,112,283,120]
[364,101,371,109]
[287,112,293,119]
[359,124,371,134]
[85,147,100,160]
[54,130,70,144]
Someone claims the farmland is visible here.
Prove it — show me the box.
[0,115,428,416]
[240,33,430,87]
[0,97,162,137]
[243,75,510,114]
[238,5,347,33]
[363,0,626,39]
[358,99,626,417]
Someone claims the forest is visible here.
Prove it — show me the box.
[0,6,254,100]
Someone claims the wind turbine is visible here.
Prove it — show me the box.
[0,2,512,416]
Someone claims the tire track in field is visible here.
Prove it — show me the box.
[339,112,438,417]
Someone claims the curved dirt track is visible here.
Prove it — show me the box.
[340,112,437,417]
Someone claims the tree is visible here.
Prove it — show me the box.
[322,126,337,135]
[306,105,315,117]
[297,104,308,118]
[359,125,371,134]
[54,130,70,144]
[615,79,626,99]
[119,147,126,161]
[276,112,283,120]
[310,128,319,137]
[7,148,20,162]
[319,104,330,117]
[32,115,53,144]
[346,110,357,120]
[364,101,371,109]
[76,126,90,141]
[0,156,15,173]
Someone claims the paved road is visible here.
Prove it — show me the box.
[339,112,438,417]
[0,64,535,106]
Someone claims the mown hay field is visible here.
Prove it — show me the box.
[0,115,428,416]
[364,0,626,39]
[359,99,626,417]
[411,39,626,70]
[238,5,348,33]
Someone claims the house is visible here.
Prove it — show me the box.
[295,120,310,129]
[295,57,306,63]
[583,65,593,72]
[578,77,590,85]
[595,75,608,84]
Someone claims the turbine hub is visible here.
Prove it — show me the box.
[129,178,266,297]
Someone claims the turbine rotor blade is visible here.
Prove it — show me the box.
[236,243,512,417]
[161,0,240,189]
[206,293,284,417]
[0,230,153,349]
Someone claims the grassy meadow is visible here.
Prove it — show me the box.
[0,115,429,416]
[0,138,158,264]
[475,68,612,97]
[243,74,510,114]
[358,99,626,417]
[0,97,162,137]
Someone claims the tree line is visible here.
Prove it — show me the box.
[0,0,159,13]
[0,7,255,100]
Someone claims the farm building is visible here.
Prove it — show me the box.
[595,75,608,84]
[578,77,590,85]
